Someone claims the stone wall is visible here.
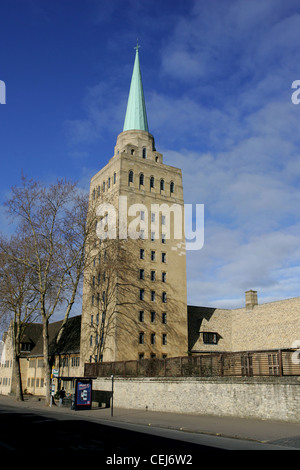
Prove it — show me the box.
[93,376,300,423]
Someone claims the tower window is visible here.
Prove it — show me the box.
[113,172,116,184]
[139,289,145,300]
[162,334,167,345]
[160,179,165,192]
[151,290,156,301]
[103,181,105,192]
[140,248,145,259]
[129,170,134,184]
[150,176,154,189]
[139,332,144,344]
[151,270,156,281]
[142,147,147,159]
[162,313,167,324]
[151,333,156,345]
[139,173,144,186]
[162,252,166,263]
[170,181,174,194]
[139,311,144,322]
[139,269,144,280]
[162,292,167,303]
[151,311,156,323]
[151,250,156,261]
[162,272,167,283]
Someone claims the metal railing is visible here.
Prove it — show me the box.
[84,349,300,379]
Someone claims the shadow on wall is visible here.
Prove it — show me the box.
[92,390,112,408]
[187,305,217,351]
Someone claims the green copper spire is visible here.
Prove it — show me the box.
[123,44,149,132]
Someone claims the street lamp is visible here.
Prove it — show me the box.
[111,374,114,417]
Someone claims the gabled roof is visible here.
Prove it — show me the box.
[20,315,81,358]
[123,45,149,133]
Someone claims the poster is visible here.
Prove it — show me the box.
[74,379,92,410]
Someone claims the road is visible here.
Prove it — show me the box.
[0,400,297,460]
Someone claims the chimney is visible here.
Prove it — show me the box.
[245,290,258,311]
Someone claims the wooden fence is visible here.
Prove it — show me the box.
[84,348,300,378]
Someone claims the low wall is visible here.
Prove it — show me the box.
[92,376,300,423]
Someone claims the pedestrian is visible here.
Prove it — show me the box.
[59,387,65,406]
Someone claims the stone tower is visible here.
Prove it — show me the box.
[80,47,188,364]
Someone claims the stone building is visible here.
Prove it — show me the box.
[188,290,300,354]
[0,316,82,396]
[80,46,188,364]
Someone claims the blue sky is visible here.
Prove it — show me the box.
[1,0,300,310]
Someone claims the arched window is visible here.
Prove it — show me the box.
[142,147,147,159]
[170,181,174,194]
[139,173,144,186]
[129,170,134,184]
[150,176,154,189]
[162,292,167,303]
[160,179,165,192]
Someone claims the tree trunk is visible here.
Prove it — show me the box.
[14,355,24,401]
[12,320,24,401]
[42,317,51,406]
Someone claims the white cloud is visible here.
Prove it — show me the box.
[61,0,300,309]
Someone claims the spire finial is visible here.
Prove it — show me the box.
[134,39,140,51]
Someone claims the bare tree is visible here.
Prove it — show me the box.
[0,234,39,401]
[83,231,181,365]
[4,175,94,405]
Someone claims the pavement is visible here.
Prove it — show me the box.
[1,393,300,449]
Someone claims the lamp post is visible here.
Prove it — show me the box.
[111,375,114,417]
